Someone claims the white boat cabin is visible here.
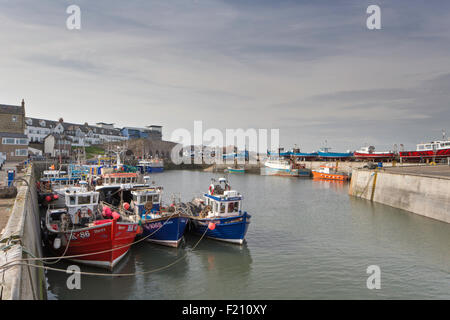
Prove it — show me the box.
[101,173,138,185]
[62,185,100,224]
[204,178,243,217]
[131,188,162,210]
[416,140,450,151]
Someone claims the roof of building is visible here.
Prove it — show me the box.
[122,127,151,132]
[0,104,25,115]
[44,133,70,140]
[26,117,124,137]
[0,132,28,138]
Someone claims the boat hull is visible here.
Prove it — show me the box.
[399,148,450,160]
[46,220,138,270]
[312,171,349,181]
[140,214,189,247]
[263,167,300,177]
[227,168,245,173]
[318,151,353,159]
[354,152,394,160]
[189,212,251,244]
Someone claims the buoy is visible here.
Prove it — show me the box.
[53,194,59,200]
[112,211,120,220]
[103,206,112,218]
[123,202,130,210]
[208,222,216,230]
[53,238,61,250]
[45,195,52,202]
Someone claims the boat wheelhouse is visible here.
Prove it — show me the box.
[354,146,394,160]
[187,178,251,244]
[95,172,146,206]
[131,187,188,247]
[399,140,450,160]
[44,184,139,269]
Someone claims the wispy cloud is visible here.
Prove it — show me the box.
[0,0,449,151]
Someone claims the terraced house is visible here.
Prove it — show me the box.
[0,100,29,162]
[25,117,127,146]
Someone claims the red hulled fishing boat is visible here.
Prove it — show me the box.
[354,146,395,160]
[44,183,139,269]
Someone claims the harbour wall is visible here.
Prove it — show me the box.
[202,161,424,174]
[0,164,46,300]
[349,167,450,224]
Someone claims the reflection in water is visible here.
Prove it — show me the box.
[46,170,450,300]
[311,178,346,191]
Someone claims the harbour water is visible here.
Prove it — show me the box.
[46,170,450,299]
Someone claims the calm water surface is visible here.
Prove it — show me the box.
[46,170,450,299]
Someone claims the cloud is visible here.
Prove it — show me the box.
[0,0,449,152]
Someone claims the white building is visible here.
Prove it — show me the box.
[26,118,127,146]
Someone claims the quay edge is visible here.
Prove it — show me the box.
[349,165,450,224]
[0,164,46,300]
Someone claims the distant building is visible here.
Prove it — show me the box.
[44,133,71,158]
[0,100,29,161]
[25,118,127,146]
[121,125,162,140]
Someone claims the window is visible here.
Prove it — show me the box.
[12,116,17,122]
[15,149,27,156]
[70,196,76,205]
[16,139,28,145]
[78,195,91,205]
[2,138,15,145]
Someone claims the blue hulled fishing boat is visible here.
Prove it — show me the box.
[317,147,353,159]
[187,178,251,244]
[136,159,164,174]
[132,186,188,247]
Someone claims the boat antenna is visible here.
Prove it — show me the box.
[442,129,446,141]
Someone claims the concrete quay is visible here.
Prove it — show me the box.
[0,165,46,300]
[349,164,450,224]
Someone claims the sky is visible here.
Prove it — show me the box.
[0,0,449,152]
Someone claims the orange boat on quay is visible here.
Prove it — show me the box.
[312,165,349,181]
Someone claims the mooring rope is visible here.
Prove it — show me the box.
[0,226,208,277]
[0,205,189,268]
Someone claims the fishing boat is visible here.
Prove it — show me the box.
[136,159,164,174]
[226,167,245,173]
[354,146,394,160]
[312,165,349,181]
[95,171,146,206]
[43,184,139,269]
[399,139,450,161]
[186,178,251,244]
[263,158,300,177]
[37,170,81,206]
[317,147,353,159]
[131,187,188,247]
